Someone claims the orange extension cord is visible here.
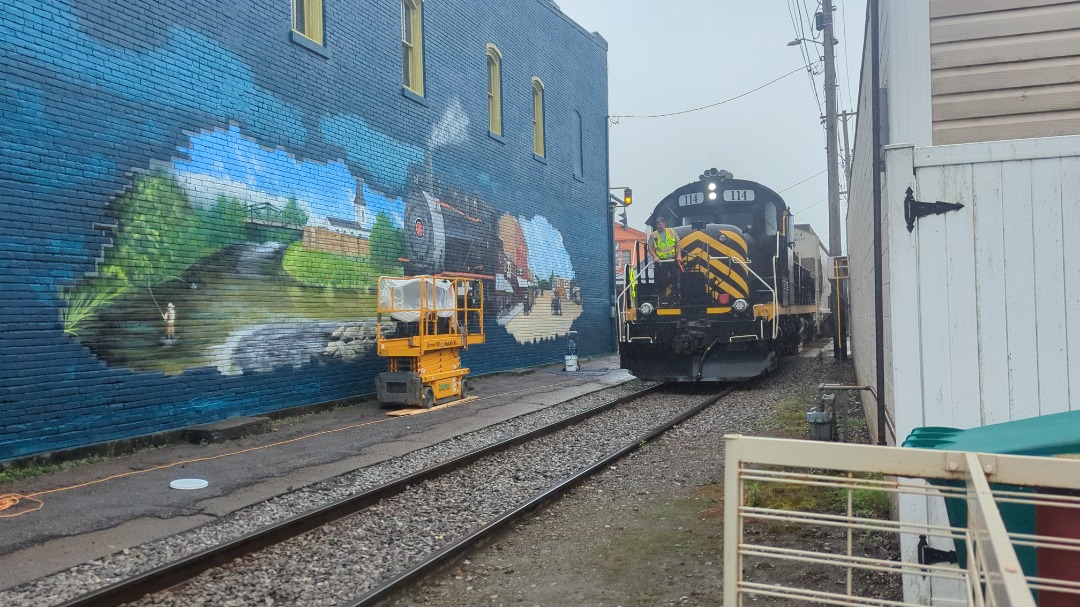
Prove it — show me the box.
[0,378,584,518]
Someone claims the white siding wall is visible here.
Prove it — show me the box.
[886,0,935,147]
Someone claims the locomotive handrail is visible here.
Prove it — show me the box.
[725,257,779,340]
[616,259,655,342]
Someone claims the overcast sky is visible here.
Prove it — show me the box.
[553,0,867,252]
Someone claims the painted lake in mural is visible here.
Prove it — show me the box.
[73,242,381,375]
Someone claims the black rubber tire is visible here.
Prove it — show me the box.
[460,379,471,398]
[422,387,435,409]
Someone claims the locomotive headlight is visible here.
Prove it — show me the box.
[639,302,655,316]
[708,192,718,200]
[708,182,717,191]
[733,298,749,313]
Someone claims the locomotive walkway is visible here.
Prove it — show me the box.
[0,355,632,592]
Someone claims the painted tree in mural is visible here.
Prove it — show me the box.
[61,171,249,334]
[369,212,405,274]
[202,194,247,249]
[281,197,308,227]
[105,173,201,284]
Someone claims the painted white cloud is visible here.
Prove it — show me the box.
[429,99,469,149]
[173,171,313,216]
[519,215,575,280]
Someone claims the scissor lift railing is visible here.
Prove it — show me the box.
[724,435,1080,607]
[375,276,484,407]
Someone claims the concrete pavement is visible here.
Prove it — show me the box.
[0,355,633,590]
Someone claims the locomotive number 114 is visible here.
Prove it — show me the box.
[723,189,755,202]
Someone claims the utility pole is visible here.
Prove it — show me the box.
[838,110,856,187]
[820,1,845,361]
[822,0,841,258]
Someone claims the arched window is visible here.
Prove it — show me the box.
[487,45,502,135]
[401,0,424,96]
[532,78,545,157]
[571,110,583,178]
[292,0,324,45]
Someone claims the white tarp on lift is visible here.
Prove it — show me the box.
[379,277,456,322]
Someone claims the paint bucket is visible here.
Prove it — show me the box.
[564,355,578,372]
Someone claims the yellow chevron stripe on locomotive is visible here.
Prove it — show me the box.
[679,228,750,301]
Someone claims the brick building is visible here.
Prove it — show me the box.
[0,0,609,459]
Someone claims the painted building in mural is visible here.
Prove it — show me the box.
[0,0,610,459]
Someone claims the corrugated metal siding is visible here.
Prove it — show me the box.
[931,0,1080,144]
[846,7,895,447]
[848,1,932,447]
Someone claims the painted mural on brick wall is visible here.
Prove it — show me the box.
[61,118,581,376]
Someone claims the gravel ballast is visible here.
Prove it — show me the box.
[385,352,897,607]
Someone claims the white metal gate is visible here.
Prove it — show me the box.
[723,435,1080,607]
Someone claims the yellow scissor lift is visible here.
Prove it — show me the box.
[374,276,485,408]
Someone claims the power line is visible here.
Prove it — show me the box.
[794,194,829,214]
[610,67,803,119]
[787,0,824,114]
[778,169,827,193]
[838,0,855,112]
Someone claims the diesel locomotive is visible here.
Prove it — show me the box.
[617,169,817,382]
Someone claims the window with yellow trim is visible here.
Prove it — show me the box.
[532,78,545,157]
[401,0,424,96]
[487,45,503,135]
[292,0,324,45]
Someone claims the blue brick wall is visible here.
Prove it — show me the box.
[0,0,611,459]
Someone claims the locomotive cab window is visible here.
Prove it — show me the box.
[681,213,713,226]
[764,202,779,236]
[722,210,755,234]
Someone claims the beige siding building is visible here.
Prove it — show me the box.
[930,0,1080,144]
[847,2,1080,603]
[849,0,1080,447]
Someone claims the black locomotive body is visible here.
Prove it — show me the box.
[618,169,817,382]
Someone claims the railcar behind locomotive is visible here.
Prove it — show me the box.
[617,169,817,382]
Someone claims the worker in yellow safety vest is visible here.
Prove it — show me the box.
[647,216,683,303]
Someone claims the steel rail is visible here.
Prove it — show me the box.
[346,384,735,607]
[57,383,667,607]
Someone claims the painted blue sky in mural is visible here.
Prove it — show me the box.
[520,216,576,280]
[172,127,405,229]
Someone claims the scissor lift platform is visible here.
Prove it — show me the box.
[374,276,485,408]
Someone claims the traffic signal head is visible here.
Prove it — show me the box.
[623,188,632,206]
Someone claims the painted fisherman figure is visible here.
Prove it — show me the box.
[162,303,176,340]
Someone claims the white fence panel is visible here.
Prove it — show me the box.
[891,135,1080,433]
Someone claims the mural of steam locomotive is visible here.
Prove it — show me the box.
[617,169,818,382]
[402,162,536,325]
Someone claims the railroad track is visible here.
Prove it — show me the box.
[56,383,733,607]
